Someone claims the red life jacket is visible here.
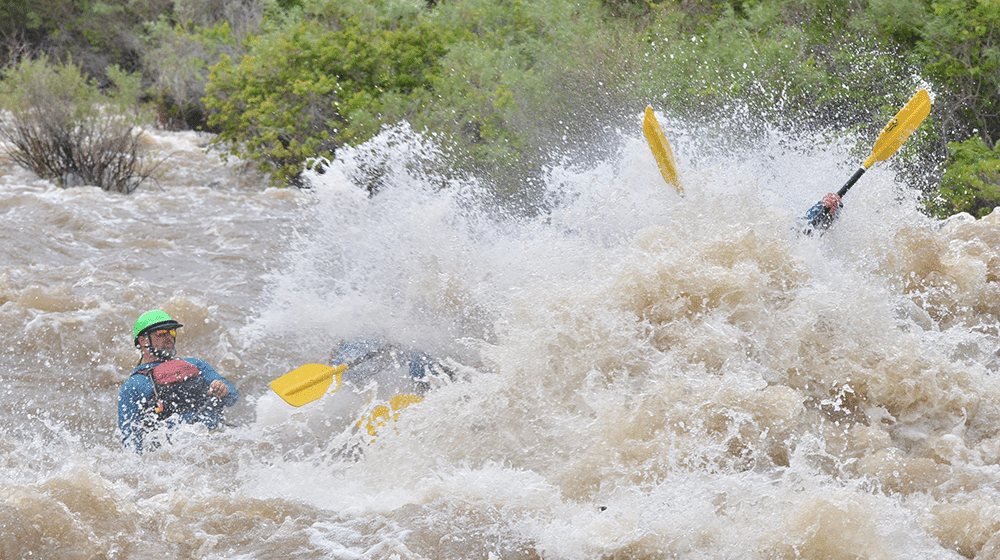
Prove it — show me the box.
[150,359,200,384]
[141,360,217,421]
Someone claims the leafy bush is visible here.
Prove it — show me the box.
[416,0,634,199]
[2,0,999,219]
[203,13,447,186]
[863,0,928,48]
[141,0,277,130]
[597,0,654,19]
[10,1,163,79]
[864,0,1000,183]
[916,0,1000,147]
[636,0,915,133]
[927,136,1000,219]
[143,19,243,129]
[0,55,155,193]
[200,0,634,196]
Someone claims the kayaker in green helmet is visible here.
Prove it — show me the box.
[117,310,238,453]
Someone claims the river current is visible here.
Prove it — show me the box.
[2,113,1000,559]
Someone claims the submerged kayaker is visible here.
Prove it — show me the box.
[801,192,843,234]
[329,336,456,439]
[117,310,238,453]
[330,336,454,397]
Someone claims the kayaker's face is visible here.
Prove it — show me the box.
[147,328,177,358]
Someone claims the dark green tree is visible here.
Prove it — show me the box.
[203,15,446,186]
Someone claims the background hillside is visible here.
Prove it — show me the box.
[1,0,998,216]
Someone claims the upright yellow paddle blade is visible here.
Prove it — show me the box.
[801,88,932,234]
[643,106,683,195]
[864,89,932,168]
[270,363,346,407]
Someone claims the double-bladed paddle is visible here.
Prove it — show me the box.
[803,89,932,232]
[643,106,684,195]
[270,350,383,407]
[270,351,426,437]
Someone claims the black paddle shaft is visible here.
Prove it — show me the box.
[803,166,866,233]
[837,166,867,198]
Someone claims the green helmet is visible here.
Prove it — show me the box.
[133,310,184,341]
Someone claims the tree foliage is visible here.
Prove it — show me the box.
[0,55,155,193]
[928,136,1000,219]
[4,0,1000,216]
[142,19,242,129]
[203,13,446,186]
[917,0,1000,147]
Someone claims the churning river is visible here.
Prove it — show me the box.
[3,111,1000,559]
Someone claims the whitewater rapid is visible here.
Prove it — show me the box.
[2,115,999,559]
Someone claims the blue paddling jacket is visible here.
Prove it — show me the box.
[117,357,238,453]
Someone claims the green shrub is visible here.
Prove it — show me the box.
[203,14,446,186]
[15,1,159,78]
[916,0,1000,147]
[634,0,914,131]
[0,55,155,193]
[865,0,1000,167]
[140,0,283,130]
[143,19,242,129]
[179,0,989,210]
[599,0,652,19]
[419,0,632,199]
[927,136,1000,219]
[863,0,929,48]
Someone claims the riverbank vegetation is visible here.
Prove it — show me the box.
[0,55,155,193]
[0,0,997,217]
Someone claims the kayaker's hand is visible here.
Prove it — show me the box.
[207,379,229,398]
[820,192,842,215]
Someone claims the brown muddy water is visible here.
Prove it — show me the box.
[2,120,1000,559]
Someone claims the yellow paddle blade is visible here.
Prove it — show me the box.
[361,393,424,438]
[643,106,683,195]
[269,363,346,407]
[864,89,932,168]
